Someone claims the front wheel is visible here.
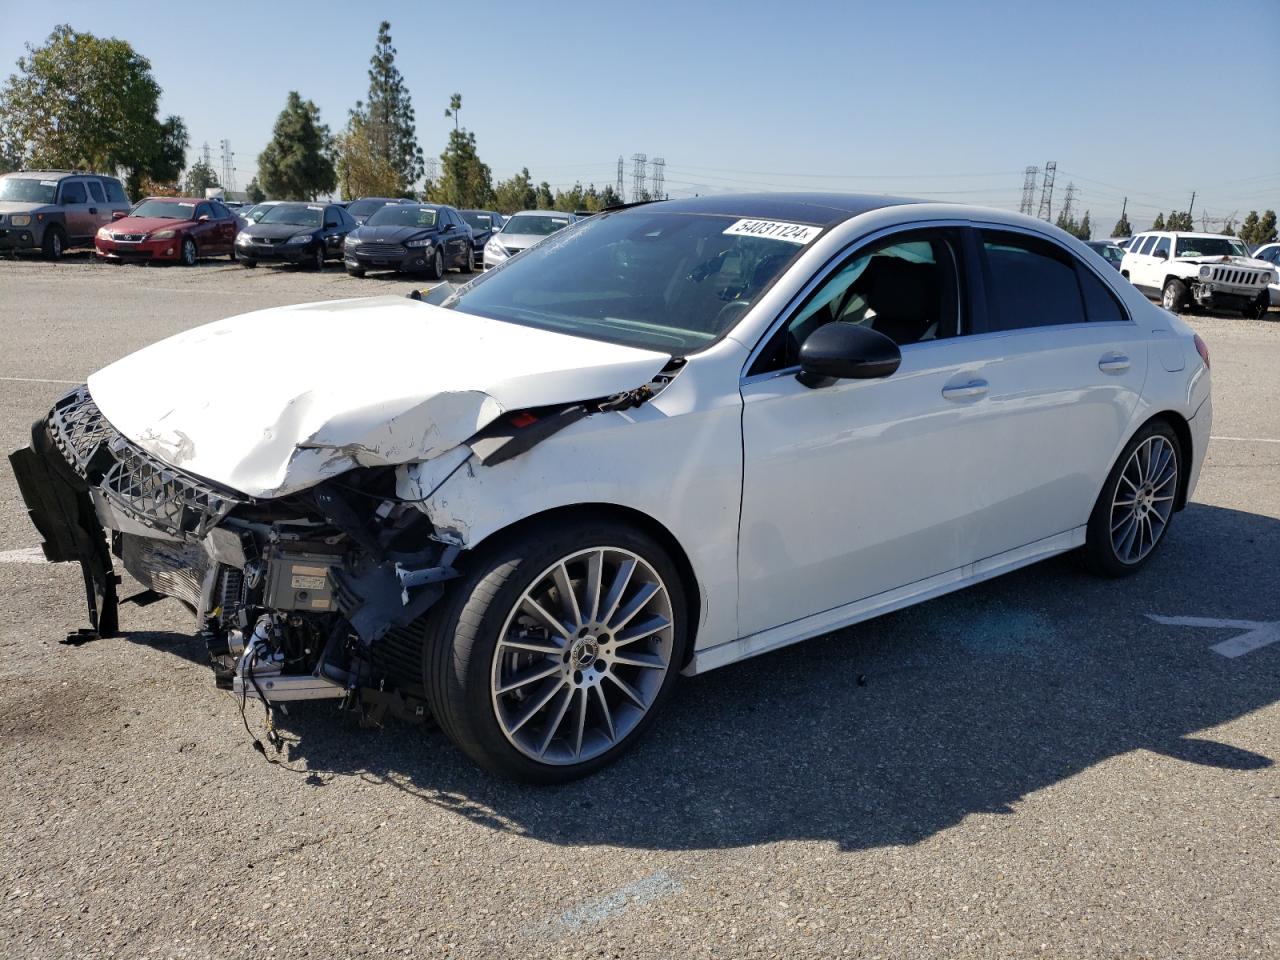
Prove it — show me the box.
[1244,293,1268,320]
[241,259,257,269]
[424,520,688,783]
[1083,421,1181,577]
[42,227,65,260]
[346,266,365,278]
[310,245,325,271]
[456,248,473,274]
[1162,278,1188,312]
[424,246,444,281]
[180,237,197,267]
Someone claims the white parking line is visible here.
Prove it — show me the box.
[0,376,81,385]
[1147,614,1280,658]
[1211,435,1280,444]
[0,547,49,564]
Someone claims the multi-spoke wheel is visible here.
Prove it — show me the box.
[424,520,688,782]
[1084,420,1182,576]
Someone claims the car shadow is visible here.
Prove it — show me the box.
[170,502,1280,853]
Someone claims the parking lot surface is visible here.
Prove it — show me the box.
[1,255,1277,959]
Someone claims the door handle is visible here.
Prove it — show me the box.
[941,379,989,401]
[89,207,98,214]
[1098,353,1130,373]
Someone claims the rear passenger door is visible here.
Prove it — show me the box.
[84,179,112,233]
[963,227,1148,559]
[58,178,94,241]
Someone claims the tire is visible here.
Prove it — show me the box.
[1244,293,1268,320]
[241,259,257,269]
[180,237,197,267]
[41,227,65,261]
[346,267,365,278]
[424,518,689,783]
[1161,278,1188,312]
[1082,420,1182,577]
[456,248,473,274]
[424,247,444,281]
[310,245,325,271]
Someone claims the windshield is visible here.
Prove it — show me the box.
[347,199,395,218]
[367,205,438,228]
[258,204,322,227]
[447,210,810,353]
[462,212,493,230]
[503,214,570,236]
[0,177,57,204]
[1175,237,1249,258]
[130,199,196,220]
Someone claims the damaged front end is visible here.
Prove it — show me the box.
[10,385,462,721]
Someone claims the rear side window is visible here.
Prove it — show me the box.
[980,231,1086,330]
[1139,235,1158,255]
[1152,236,1171,258]
[86,180,105,203]
[1078,265,1127,323]
[59,180,87,204]
[210,201,230,218]
[103,179,128,203]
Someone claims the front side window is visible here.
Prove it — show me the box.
[103,180,128,204]
[59,180,87,204]
[1152,237,1171,259]
[195,203,212,220]
[980,231,1088,330]
[752,230,964,375]
[447,210,808,353]
[86,180,106,203]
[1139,235,1159,255]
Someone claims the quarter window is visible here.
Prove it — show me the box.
[86,180,106,203]
[1077,264,1127,323]
[752,229,965,374]
[980,231,1087,330]
[59,180,87,204]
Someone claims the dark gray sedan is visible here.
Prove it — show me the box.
[342,203,473,280]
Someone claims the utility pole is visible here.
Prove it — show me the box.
[1187,191,1196,219]
[1036,160,1057,221]
[616,156,625,202]
[219,139,236,194]
[1120,196,1128,221]
[650,157,665,200]
[631,153,647,202]
[1019,166,1038,215]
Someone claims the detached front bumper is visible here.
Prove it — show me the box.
[1190,281,1267,311]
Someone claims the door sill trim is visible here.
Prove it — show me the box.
[685,527,1087,675]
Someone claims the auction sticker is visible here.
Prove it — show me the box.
[723,218,822,244]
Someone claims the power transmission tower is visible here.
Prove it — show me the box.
[219,139,236,194]
[1019,166,1038,215]
[1036,160,1057,221]
[616,156,625,202]
[650,157,665,200]
[201,141,212,169]
[1059,182,1076,224]
[424,157,438,182]
[631,153,647,201]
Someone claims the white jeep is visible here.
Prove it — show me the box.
[1119,231,1273,319]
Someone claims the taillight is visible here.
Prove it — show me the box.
[1194,334,1210,370]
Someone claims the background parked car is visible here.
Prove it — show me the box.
[345,197,411,225]
[243,201,283,225]
[0,170,131,259]
[460,209,505,267]
[95,197,239,266]
[234,201,355,270]
[1251,242,1280,306]
[482,209,578,268]
[343,202,472,279]
[1085,239,1125,270]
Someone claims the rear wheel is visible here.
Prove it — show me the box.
[1162,278,1188,312]
[42,227,65,260]
[1083,420,1181,577]
[424,519,687,783]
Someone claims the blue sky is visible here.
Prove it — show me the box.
[2,0,1277,231]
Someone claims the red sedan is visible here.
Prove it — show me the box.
[95,197,239,265]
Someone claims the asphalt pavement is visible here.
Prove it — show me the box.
[0,252,1277,959]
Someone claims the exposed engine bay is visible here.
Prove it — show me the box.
[9,355,681,734]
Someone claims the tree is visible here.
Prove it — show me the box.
[428,124,494,208]
[0,25,188,196]
[1152,212,1166,230]
[445,92,462,131]
[535,181,554,209]
[1078,211,1091,241]
[553,182,585,212]
[1165,210,1194,231]
[599,184,623,209]
[347,21,424,196]
[1239,210,1278,247]
[258,92,336,200]
[334,112,399,199]
[1111,212,1131,238]
[184,160,219,196]
[245,178,266,204]
[493,167,536,213]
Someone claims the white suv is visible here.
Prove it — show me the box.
[1120,231,1273,318]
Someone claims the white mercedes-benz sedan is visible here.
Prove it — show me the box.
[10,193,1212,782]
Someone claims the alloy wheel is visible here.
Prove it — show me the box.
[182,238,196,266]
[1110,435,1177,564]
[491,547,675,765]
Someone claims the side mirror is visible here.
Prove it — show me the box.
[198,214,210,222]
[112,210,128,220]
[797,323,901,388]
[442,222,454,233]
[325,220,339,228]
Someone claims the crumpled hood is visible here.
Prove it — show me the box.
[86,297,669,499]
